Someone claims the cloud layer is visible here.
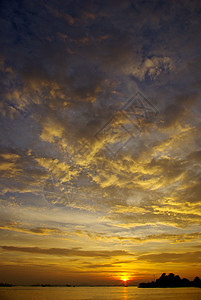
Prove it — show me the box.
[0,0,201,284]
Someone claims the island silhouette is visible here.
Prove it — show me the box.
[139,273,201,288]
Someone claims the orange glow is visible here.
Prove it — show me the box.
[120,275,130,282]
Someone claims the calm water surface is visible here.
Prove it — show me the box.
[1,286,201,300]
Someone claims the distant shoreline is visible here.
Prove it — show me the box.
[2,273,201,289]
[0,284,138,287]
[1,285,201,288]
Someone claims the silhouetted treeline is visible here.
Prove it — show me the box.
[0,283,13,287]
[139,273,201,288]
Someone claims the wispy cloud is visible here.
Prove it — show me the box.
[0,245,132,258]
[138,251,201,264]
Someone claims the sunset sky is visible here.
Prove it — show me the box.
[0,0,201,285]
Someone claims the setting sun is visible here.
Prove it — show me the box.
[120,275,130,285]
[120,275,130,282]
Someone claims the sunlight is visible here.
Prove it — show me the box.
[120,275,130,282]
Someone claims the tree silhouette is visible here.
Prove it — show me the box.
[139,273,201,288]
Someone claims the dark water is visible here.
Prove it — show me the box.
[1,286,201,300]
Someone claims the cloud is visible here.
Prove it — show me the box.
[75,229,201,244]
[0,151,21,177]
[84,263,116,269]
[138,251,201,264]
[0,245,132,258]
[159,93,199,129]
[177,181,201,204]
[0,223,65,236]
[187,150,201,162]
[43,3,76,26]
[130,56,174,81]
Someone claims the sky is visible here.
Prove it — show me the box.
[0,0,201,286]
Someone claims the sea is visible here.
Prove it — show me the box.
[0,286,201,300]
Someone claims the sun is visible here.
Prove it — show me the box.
[120,275,129,282]
[119,275,131,283]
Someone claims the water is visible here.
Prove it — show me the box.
[0,286,201,300]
